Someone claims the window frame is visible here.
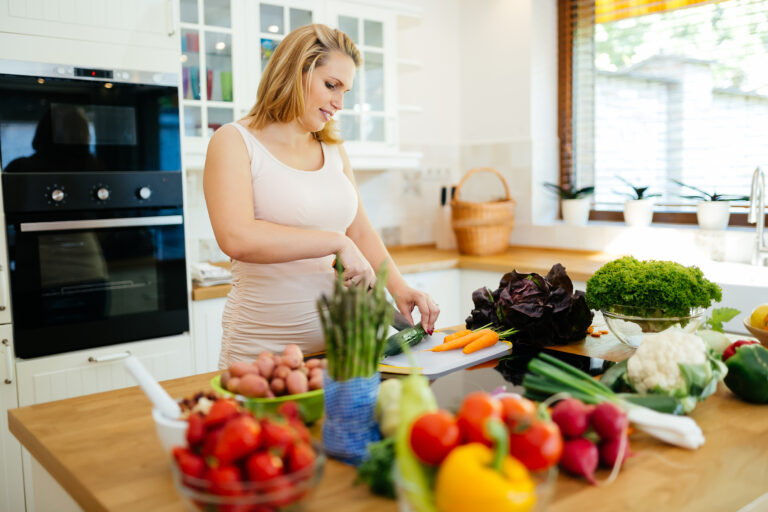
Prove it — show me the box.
[556,0,766,227]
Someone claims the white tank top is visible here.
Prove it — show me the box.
[219,122,358,368]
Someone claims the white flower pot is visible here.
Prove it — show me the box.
[623,199,655,227]
[561,198,591,226]
[696,201,731,230]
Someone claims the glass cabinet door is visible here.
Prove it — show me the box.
[335,15,387,144]
[180,0,235,138]
[258,3,314,72]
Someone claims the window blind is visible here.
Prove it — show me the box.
[560,0,768,214]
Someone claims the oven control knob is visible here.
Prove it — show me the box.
[95,187,110,201]
[137,186,152,200]
[51,189,65,202]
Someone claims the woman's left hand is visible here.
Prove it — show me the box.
[393,287,440,335]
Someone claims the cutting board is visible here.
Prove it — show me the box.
[379,330,512,379]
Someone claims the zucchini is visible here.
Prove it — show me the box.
[382,323,427,357]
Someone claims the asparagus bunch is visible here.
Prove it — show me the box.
[317,258,393,381]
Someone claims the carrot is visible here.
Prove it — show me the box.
[431,329,491,352]
[463,330,500,354]
[443,329,471,343]
[587,326,594,334]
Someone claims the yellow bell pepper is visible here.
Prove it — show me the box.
[435,419,536,512]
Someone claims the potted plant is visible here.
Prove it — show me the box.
[672,179,748,230]
[544,182,594,226]
[615,176,660,227]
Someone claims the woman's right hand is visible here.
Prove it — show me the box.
[337,236,375,289]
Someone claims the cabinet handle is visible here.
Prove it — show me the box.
[166,0,177,36]
[88,351,131,363]
[2,339,13,384]
[0,266,7,311]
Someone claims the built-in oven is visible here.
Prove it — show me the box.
[0,60,188,359]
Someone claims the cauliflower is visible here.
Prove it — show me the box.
[627,328,707,395]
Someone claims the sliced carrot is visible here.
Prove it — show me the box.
[587,326,594,334]
[431,329,491,352]
[443,329,471,343]
[466,358,500,370]
[463,330,500,354]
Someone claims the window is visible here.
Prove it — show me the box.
[559,0,768,225]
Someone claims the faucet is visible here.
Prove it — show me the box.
[749,166,767,266]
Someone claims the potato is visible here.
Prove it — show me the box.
[229,360,259,378]
[308,374,323,390]
[270,377,286,396]
[305,358,321,370]
[285,370,309,395]
[226,376,241,394]
[298,366,309,376]
[320,358,328,369]
[238,374,269,398]
[220,370,232,388]
[273,355,283,367]
[256,356,275,380]
[309,367,323,381]
[273,364,291,381]
[282,344,304,370]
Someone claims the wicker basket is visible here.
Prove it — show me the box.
[450,167,515,256]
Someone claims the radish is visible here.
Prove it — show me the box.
[599,435,632,468]
[560,438,599,484]
[590,402,628,441]
[551,398,590,438]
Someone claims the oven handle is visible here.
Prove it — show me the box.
[3,339,13,384]
[20,215,183,233]
[88,351,132,364]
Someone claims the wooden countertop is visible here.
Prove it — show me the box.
[9,340,768,512]
[192,245,617,300]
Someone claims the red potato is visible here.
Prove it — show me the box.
[273,355,283,367]
[273,365,291,381]
[305,358,321,370]
[308,374,323,390]
[282,344,304,369]
[285,370,309,395]
[309,367,323,381]
[298,366,309,376]
[226,377,241,394]
[229,360,259,378]
[270,377,286,396]
[238,374,270,398]
[320,358,328,369]
[255,356,275,380]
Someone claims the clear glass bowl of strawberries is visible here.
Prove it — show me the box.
[170,398,326,512]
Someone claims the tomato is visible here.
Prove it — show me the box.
[456,392,503,445]
[499,395,536,430]
[508,420,563,471]
[409,410,461,465]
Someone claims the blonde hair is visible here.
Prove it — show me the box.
[247,24,361,144]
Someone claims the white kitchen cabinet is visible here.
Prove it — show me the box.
[401,269,462,328]
[15,334,193,407]
[190,296,226,372]
[0,325,25,512]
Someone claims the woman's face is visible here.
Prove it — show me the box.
[301,51,356,133]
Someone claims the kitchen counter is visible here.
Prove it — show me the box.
[192,245,617,300]
[9,339,768,512]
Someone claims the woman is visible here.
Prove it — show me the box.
[204,24,440,368]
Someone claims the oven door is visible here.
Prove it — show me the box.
[6,208,189,358]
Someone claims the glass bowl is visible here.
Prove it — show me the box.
[170,443,326,512]
[210,375,324,424]
[602,305,706,348]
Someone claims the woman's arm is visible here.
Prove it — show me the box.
[203,126,372,281]
[338,146,440,333]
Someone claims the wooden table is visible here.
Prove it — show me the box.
[8,343,768,512]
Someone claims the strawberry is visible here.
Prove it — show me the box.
[277,401,301,421]
[186,412,206,448]
[261,418,296,454]
[201,425,224,461]
[286,442,316,473]
[213,415,262,465]
[288,418,311,445]
[204,465,243,496]
[204,399,240,429]
[172,447,205,478]
[245,451,284,482]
